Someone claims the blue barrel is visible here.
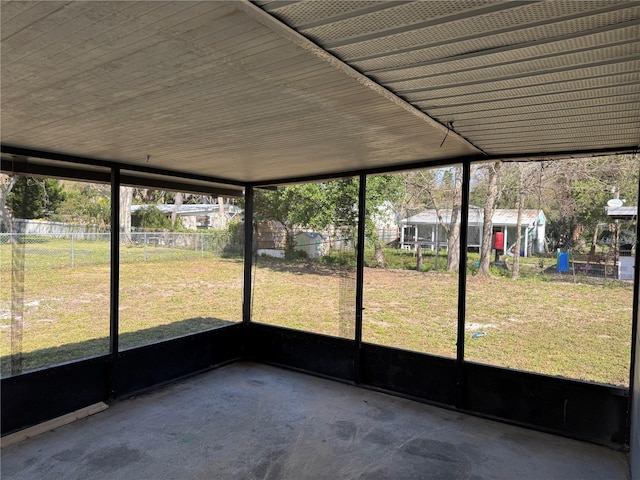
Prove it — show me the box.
[557,252,569,272]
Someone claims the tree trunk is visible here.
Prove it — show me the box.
[283,224,295,257]
[590,225,598,255]
[479,162,501,276]
[434,226,440,270]
[613,220,621,268]
[119,186,134,244]
[446,166,463,271]
[0,174,16,236]
[374,241,385,268]
[171,192,184,229]
[416,243,423,271]
[511,168,525,280]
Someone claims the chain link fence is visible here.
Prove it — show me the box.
[0,231,243,271]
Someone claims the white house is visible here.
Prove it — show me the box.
[400,208,546,257]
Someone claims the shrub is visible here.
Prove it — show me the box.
[132,206,176,230]
[285,249,308,261]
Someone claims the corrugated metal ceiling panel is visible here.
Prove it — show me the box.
[317,2,635,60]
[410,72,638,106]
[299,0,502,42]
[370,24,639,83]
[261,0,639,162]
[423,90,640,116]
[435,94,640,121]
[460,112,640,133]
[400,61,640,102]
[384,45,638,93]
[256,0,390,26]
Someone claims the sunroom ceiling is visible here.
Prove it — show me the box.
[1,1,638,187]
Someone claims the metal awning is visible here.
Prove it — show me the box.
[606,206,638,220]
[1,1,638,187]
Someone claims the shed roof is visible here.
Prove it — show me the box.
[493,209,546,225]
[606,206,638,220]
[295,231,328,240]
[403,208,483,226]
[2,1,638,187]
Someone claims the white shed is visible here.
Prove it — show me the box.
[294,232,328,259]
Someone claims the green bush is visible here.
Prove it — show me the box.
[286,249,308,261]
[316,251,357,268]
[131,206,176,230]
[490,264,510,277]
[222,221,244,257]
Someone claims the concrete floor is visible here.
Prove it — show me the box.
[1,362,630,480]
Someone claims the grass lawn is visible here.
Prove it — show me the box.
[362,269,631,386]
[0,242,634,386]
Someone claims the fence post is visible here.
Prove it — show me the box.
[71,233,75,267]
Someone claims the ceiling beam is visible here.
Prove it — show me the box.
[1,144,245,191]
[251,146,638,187]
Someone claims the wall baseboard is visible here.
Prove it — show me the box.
[1,402,108,448]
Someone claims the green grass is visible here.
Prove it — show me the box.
[0,240,634,387]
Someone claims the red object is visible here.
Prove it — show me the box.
[494,232,504,251]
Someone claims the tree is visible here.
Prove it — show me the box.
[540,155,638,252]
[6,177,66,219]
[120,186,134,243]
[132,206,175,230]
[445,166,463,271]
[58,182,111,228]
[253,184,321,256]
[171,192,184,229]
[402,167,465,271]
[511,165,527,280]
[360,175,405,266]
[567,156,638,253]
[478,162,501,276]
[0,174,16,232]
[253,176,404,262]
